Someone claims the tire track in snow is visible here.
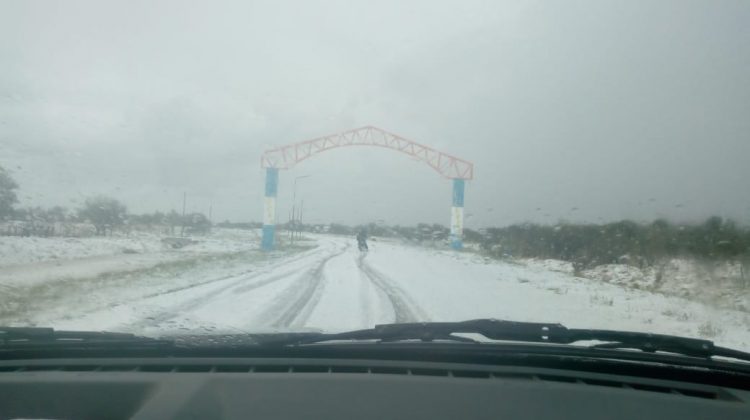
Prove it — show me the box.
[125,246,334,330]
[357,264,374,328]
[139,246,325,301]
[357,254,428,323]
[261,246,348,329]
[131,269,303,330]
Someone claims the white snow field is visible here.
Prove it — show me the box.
[1,232,749,352]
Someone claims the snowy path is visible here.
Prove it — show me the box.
[46,237,423,335]
[6,234,750,351]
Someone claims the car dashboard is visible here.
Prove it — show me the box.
[1,356,749,419]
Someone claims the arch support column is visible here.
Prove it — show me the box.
[261,168,278,251]
[450,179,465,250]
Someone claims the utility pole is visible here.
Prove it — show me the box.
[208,204,213,234]
[297,200,305,240]
[288,208,294,243]
[180,192,187,237]
[291,175,310,245]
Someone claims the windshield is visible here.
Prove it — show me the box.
[1,0,749,353]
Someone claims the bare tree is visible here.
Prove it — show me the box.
[0,165,19,221]
[78,196,127,236]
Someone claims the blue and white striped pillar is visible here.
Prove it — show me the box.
[450,178,465,250]
[261,168,279,251]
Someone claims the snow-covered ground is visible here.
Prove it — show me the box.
[0,228,262,267]
[523,257,750,312]
[0,228,261,289]
[1,232,749,353]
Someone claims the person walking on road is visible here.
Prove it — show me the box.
[356,229,369,252]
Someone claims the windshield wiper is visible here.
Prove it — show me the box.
[0,326,174,349]
[255,319,750,362]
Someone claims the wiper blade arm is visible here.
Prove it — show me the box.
[0,326,173,348]
[568,329,713,358]
[263,319,750,362]
[253,319,557,346]
[336,319,554,343]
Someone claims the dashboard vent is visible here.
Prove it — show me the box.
[1,362,739,401]
[533,374,729,401]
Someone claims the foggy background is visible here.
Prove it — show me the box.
[1,0,749,228]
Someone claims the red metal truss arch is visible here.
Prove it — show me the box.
[260,126,474,180]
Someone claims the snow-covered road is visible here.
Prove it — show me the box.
[3,234,750,351]
[44,236,426,335]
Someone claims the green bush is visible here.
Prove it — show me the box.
[478,217,749,269]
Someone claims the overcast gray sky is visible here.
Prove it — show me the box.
[1,0,749,227]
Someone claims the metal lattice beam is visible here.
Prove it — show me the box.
[260,126,474,180]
